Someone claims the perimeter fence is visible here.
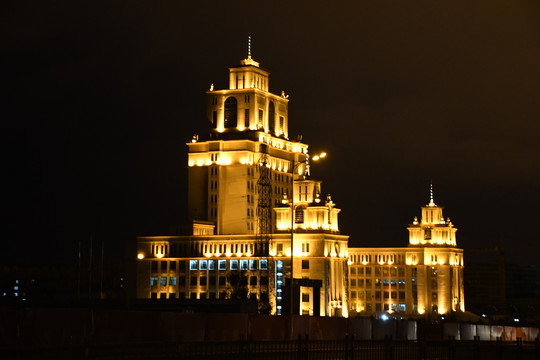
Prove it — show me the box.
[3,336,539,360]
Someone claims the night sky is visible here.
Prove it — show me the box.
[3,1,540,266]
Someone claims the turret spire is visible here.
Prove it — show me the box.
[429,181,435,206]
[248,35,251,58]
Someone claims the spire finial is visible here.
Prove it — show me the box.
[248,35,251,58]
[429,181,435,206]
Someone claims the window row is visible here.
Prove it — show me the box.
[151,275,269,287]
[349,266,406,277]
[189,259,268,271]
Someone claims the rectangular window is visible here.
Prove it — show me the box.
[351,291,357,299]
[218,260,226,270]
[383,267,389,276]
[279,116,284,130]
[209,277,216,286]
[302,260,309,270]
[383,279,389,286]
[208,260,216,270]
[169,277,177,286]
[249,259,257,270]
[200,277,207,286]
[351,279,356,287]
[200,260,208,270]
[366,279,372,287]
[259,259,268,270]
[150,276,158,286]
[350,267,356,275]
[250,276,257,285]
[240,259,248,270]
[189,260,198,270]
[366,267,372,275]
[391,291,397,299]
[245,109,250,127]
[302,293,310,302]
[384,291,389,299]
[258,109,263,128]
[230,260,238,270]
[399,303,406,312]
[391,279,397,287]
[190,277,197,286]
[219,276,226,286]
[170,261,176,271]
[160,277,167,286]
[212,111,217,127]
[151,261,158,272]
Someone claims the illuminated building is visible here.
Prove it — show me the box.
[347,192,465,316]
[135,49,465,318]
[136,51,349,317]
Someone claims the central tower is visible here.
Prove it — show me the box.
[187,53,309,238]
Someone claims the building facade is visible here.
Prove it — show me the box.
[136,53,465,318]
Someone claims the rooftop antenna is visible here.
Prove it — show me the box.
[248,35,252,58]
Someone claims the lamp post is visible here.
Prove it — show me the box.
[288,152,326,339]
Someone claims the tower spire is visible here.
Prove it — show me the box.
[248,35,251,58]
[429,181,435,206]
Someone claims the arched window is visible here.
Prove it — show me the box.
[224,97,237,128]
[295,206,304,224]
[268,101,275,134]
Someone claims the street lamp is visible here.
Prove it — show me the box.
[287,151,326,338]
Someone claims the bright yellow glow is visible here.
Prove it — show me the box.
[215,252,221,257]
[246,251,251,257]
[188,160,194,167]
[320,152,326,158]
[205,252,212,258]
[240,158,246,165]
[312,155,319,161]
[418,308,425,315]
[362,260,368,265]
[156,253,164,258]
[225,251,232,257]
[137,253,144,260]
[205,160,211,166]
[269,249,276,256]
[347,259,352,265]
[406,258,412,265]
[196,160,204,166]
[236,252,242,257]
[438,258,445,265]
[285,249,291,257]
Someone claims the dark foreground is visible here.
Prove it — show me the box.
[2,338,539,360]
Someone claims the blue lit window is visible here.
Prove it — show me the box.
[200,260,208,270]
[383,279,389,286]
[240,260,248,270]
[160,277,167,286]
[218,260,227,270]
[260,259,268,270]
[170,277,177,286]
[190,260,198,270]
[390,279,397,286]
[230,260,238,270]
[392,304,398,312]
[249,259,257,270]
[399,304,406,312]
[151,276,158,286]
[276,260,283,270]
[209,260,216,270]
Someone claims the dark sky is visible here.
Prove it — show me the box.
[3,1,540,266]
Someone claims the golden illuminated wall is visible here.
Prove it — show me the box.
[347,247,464,316]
